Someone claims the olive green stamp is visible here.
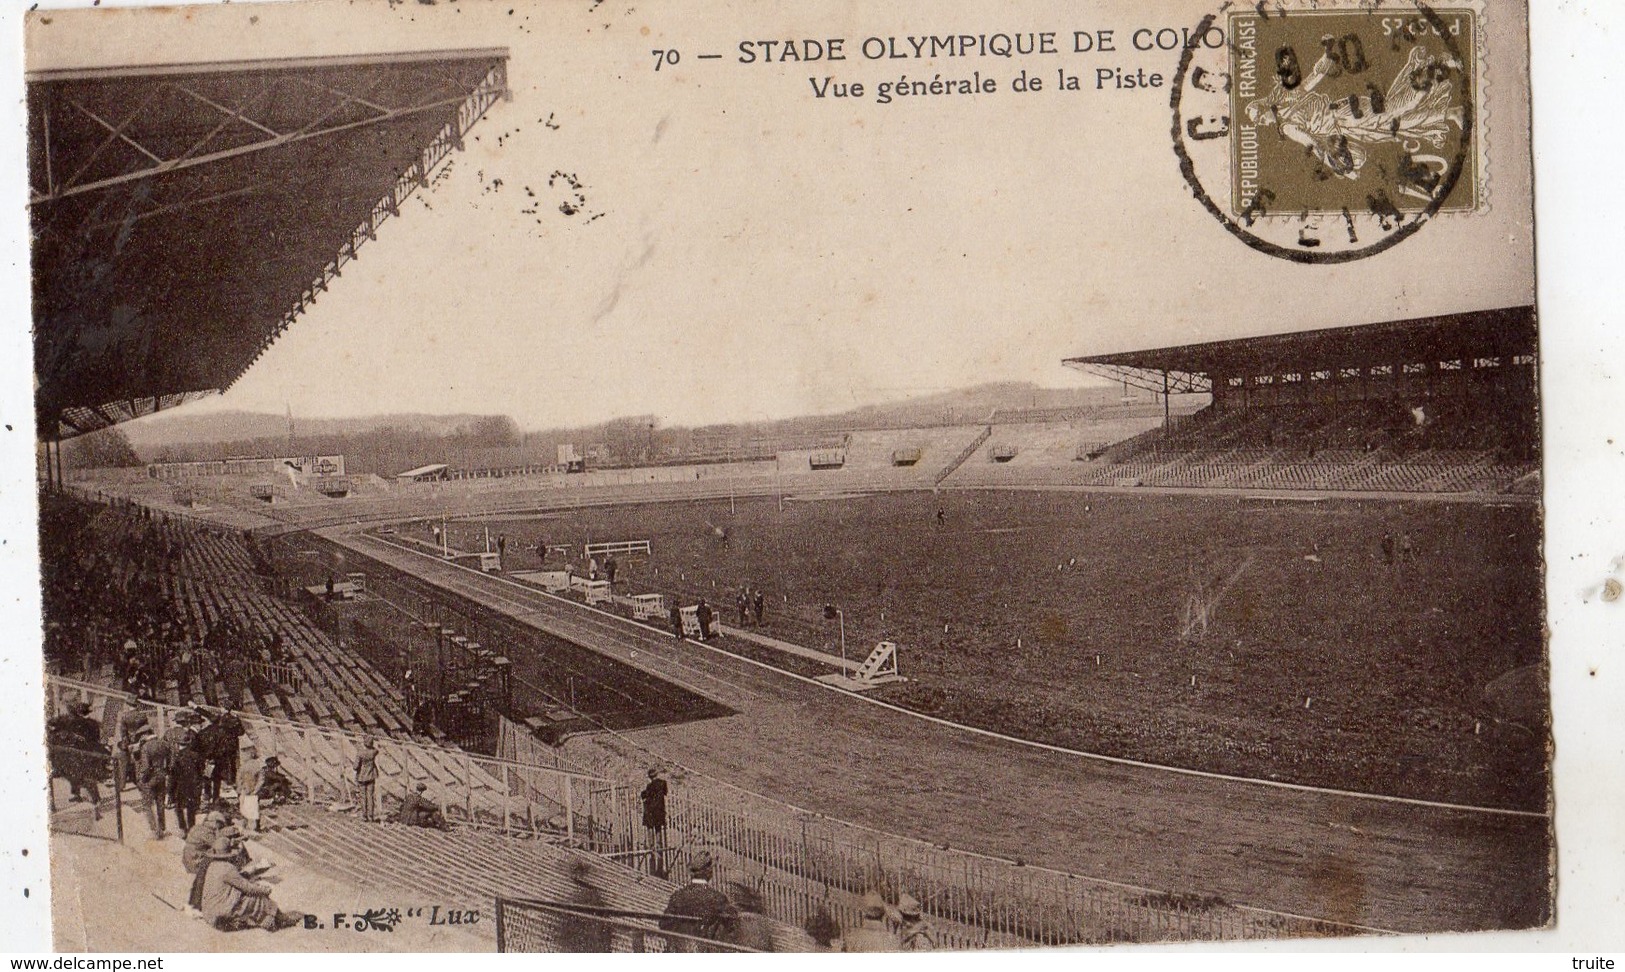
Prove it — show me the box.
[1228,7,1478,219]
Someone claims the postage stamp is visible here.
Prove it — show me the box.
[1229,7,1478,216]
[1174,0,1486,262]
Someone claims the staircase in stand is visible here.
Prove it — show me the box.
[935,425,992,485]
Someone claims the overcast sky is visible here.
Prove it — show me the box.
[27,0,1535,430]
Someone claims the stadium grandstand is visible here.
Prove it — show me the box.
[1060,306,1539,495]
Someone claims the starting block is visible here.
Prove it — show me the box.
[452,551,502,572]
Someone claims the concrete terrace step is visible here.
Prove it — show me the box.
[249,803,810,950]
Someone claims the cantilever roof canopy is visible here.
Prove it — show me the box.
[1063,306,1537,395]
[395,463,449,481]
[29,48,510,441]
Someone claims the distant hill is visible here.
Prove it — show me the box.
[121,411,511,452]
[800,381,1158,430]
[119,382,1163,456]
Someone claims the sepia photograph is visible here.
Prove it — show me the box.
[11,0,1604,955]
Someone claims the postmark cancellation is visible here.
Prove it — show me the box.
[1175,0,1489,261]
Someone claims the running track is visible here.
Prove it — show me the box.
[323,526,1550,935]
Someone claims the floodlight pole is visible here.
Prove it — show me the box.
[838,609,846,671]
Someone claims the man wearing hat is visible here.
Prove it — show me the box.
[640,768,668,872]
[400,782,448,830]
[658,850,737,948]
[201,834,299,931]
[201,704,245,802]
[257,755,294,805]
[841,892,901,952]
[134,724,173,839]
[895,893,936,950]
[116,701,152,790]
[163,709,200,752]
[236,744,262,832]
[354,738,379,822]
[182,808,247,917]
[47,700,104,807]
[52,700,100,750]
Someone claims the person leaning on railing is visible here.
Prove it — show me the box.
[895,894,937,951]
[557,860,613,953]
[47,700,107,814]
[727,882,774,952]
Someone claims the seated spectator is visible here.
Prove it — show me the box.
[398,782,448,830]
[658,851,737,948]
[257,756,294,805]
[182,808,249,917]
[201,836,300,932]
[804,905,841,952]
[896,893,936,950]
[842,892,901,952]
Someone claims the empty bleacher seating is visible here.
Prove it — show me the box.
[1071,399,1537,495]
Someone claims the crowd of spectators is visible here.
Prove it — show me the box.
[41,493,291,709]
[49,690,304,934]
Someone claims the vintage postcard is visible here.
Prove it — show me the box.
[13,0,1579,954]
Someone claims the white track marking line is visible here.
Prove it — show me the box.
[332,527,1548,821]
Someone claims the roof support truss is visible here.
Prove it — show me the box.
[31,59,506,207]
[53,389,219,441]
[30,50,511,441]
[1068,363,1212,396]
[228,59,509,387]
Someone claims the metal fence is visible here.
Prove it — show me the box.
[494,899,757,953]
[243,658,304,694]
[45,741,126,842]
[45,675,615,843]
[502,721,1385,947]
[46,675,1385,948]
